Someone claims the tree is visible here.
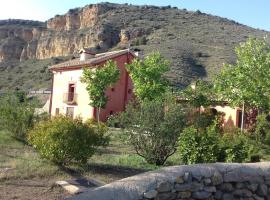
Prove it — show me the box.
[181,80,215,110]
[112,95,186,165]
[215,37,270,131]
[81,60,120,123]
[0,92,36,142]
[127,52,170,102]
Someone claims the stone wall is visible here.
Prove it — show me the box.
[68,163,270,200]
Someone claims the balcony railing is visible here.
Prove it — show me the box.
[63,93,78,105]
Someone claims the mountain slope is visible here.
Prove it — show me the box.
[0,3,269,90]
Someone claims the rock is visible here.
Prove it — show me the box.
[214,190,222,199]
[175,176,184,184]
[177,191,191,198]
[175,183,191,192]
[233,189,253,197]
[203,178,212,185]
[253,194,264,200]
[184,172,192,183]
[247,183,258,192]
[193,175,202,182]
[256,183,268,196]
[143,190,157,199]
[157,181,172,193]
[220,183,233,192]
[203,186,216,193]
[222,193,233,200]
[120,29,130,43]
[212,172,223,185]
[155,192,176,200]
[192,191,211,199]
[190,182,203,192]
[235,182,245,189]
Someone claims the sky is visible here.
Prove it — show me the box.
[0,0,269,31]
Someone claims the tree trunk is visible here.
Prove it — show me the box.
[241,102,245,132]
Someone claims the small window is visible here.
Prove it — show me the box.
[66,107,74,119]
[111,87,115,92]
[55,108,59,115]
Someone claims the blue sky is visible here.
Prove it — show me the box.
[0,0,269,31]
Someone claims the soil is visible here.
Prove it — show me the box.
[0,179,73,200]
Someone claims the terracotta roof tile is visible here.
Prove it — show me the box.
[49,49,137,70]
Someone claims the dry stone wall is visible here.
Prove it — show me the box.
[68,163,270,200]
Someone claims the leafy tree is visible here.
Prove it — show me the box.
[127,52,170,102]
[81,60,120,123]
[181,80,215,110]
[112,95,186,165]
[215,37,270,130]
[0,92,36,141]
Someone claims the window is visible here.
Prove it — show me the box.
[68,83,75,102]
[237,110,244,128]
[55,108,59,115]
[111,87,115,92]
[66,107,74,119]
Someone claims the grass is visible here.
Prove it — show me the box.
[0,128,181,184]
[1,126,270,186]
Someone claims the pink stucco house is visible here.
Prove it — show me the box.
[49,48,137,122]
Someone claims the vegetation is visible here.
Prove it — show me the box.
[127,52,170,101]
[181,80,215,109]
[110,96,186,165]
[178,122,253,164]
[81,60,120,122]
[28,116,109,165]
[215,38,270,130]
[219,130,252,163]
[0,92,36,141]
[178,124,220,164]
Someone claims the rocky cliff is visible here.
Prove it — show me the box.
[0,3,269,90]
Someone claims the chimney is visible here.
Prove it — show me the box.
[79,48,95,61]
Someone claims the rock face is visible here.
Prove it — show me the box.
[0,2,270,88]
[67,162,270,200]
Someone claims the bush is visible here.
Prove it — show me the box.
[178,123,253,164]
[113,98,186,165]
[219,130,252,163]
[254,113,270,143]
[178,124,220,164]
[0,92,36,141]
[28,116,109,165]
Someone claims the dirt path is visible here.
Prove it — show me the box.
[0,179,72,200]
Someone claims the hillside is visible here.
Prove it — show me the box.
[0,3,269,91]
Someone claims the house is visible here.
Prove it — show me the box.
[49,48,137,121]
[212,104,245,129]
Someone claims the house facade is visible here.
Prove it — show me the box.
[213,105,244,128]
[49,49,136,121]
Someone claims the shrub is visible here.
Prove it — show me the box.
[113,98,186,165]
[28,116,109,165]
[219,130,252,163]
[178,124,220,164]
[0,92,36,141]
[254,113,270,143]
[178,122,253,164]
